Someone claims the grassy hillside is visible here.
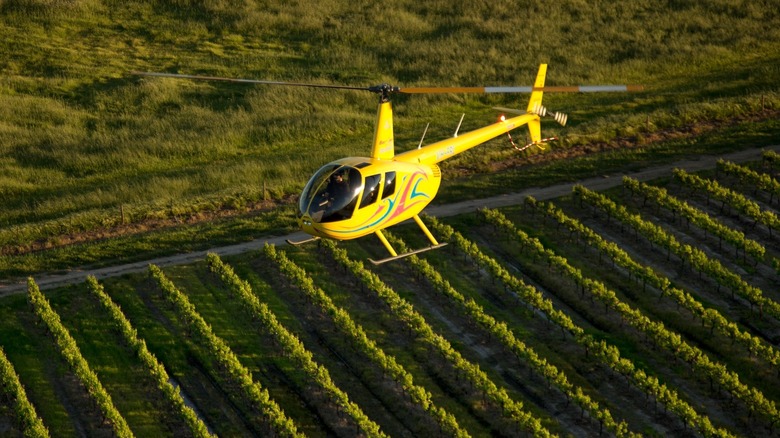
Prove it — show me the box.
[1,0,779,276]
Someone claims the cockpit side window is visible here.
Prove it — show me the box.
[360,174,381,209]
[383,171,396,199]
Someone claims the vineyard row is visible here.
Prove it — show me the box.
[574,184,780,320]
[425,216,735,438]
[481,207,778,426]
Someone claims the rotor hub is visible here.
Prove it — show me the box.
[368,83,400,102]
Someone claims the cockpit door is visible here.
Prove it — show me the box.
[359,174,381,209]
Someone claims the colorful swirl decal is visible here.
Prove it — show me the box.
[331,170,431,235]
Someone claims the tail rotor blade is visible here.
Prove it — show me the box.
[532,102,547,117]
[554,111,568,126]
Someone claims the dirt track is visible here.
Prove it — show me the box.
[3,145,778,295]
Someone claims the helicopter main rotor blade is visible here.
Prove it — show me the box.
[398,85,644,94]
[130,71,371,92]
[131,71,643,94]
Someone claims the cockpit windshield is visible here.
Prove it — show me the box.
[300,164,363,223]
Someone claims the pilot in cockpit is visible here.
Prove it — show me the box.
[321,170,348,206]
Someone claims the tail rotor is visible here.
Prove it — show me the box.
[531,102,568,126]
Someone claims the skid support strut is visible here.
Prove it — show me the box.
[369,215,447,265]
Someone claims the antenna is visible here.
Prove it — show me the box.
[453,114,465,137]
[417,123,430,149]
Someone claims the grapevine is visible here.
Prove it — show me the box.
[424,218,735,438]
[27,278,134,438]
[206,253,387,437]
[574,184,780,320]
[148,265,302,437]
[320,239,547,438]
[0,346,50,438]
[623,176,766,263]
[530,197,780,368]
[86,276,214,438]
[263,244,466,437]
[481,207,779,427]
[382,231,636,437]
[673,168,780,237]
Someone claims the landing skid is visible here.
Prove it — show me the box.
[369,243,447,265]
[285,236,320,246]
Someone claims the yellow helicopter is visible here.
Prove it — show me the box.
[133,64,641,264]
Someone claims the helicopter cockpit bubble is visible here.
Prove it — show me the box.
[300,164,363,223]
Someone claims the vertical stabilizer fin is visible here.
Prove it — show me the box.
[371,101,395,160]
[525,64,547,144]
[526,63,547,114]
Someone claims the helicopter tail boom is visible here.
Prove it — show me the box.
[396,64,554,165]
